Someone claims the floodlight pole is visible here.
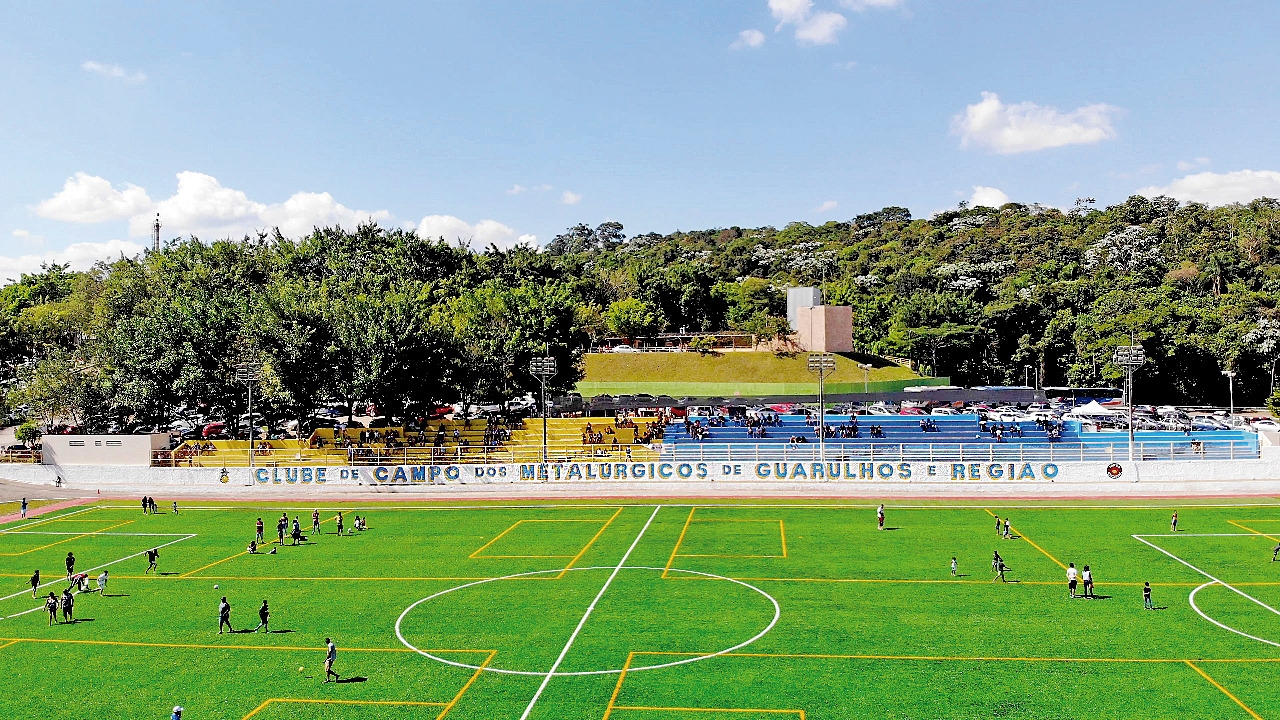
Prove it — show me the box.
[858,363,872,394]
[530,356,557,463]
[1223,370,1236,422]
[808,353,836,468]
[1113,344,1145,462]
[235,363,262,468]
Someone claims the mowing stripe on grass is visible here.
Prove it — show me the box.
[629,649,1280,664]
[1183,660,1264,720]
[0,505,101,533]
[0,532,196,608]
[984,509,1065,569]
[0,520,135,557]
[520,505,662,720]
[0,636,491,653]
[557,507,625,579]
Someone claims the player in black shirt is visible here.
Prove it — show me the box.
[255,600,270,632]
[65,552,75,580]
[145,548,159,574]
[45,592,59,625]
[219,597,233,634]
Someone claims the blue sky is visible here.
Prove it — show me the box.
[3,1,1279,275]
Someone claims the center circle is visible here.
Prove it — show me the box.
[394,565,780,676]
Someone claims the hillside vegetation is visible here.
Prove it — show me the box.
[2,193,1279,433]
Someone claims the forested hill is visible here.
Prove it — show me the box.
[3,194,1280,434]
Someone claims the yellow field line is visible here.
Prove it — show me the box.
[557,507,624,579]
[663,576,1202,587]
[628,650,1280,665]
[242,698,446,719]
[676,554,785,559]
[985,509,1066,570]
[0,636,473,653]
[1228,520,1280,544]
[664,508,697,579]
[435,650,496,719]
[1184,660,1264,719]
[180,541,278,578]
[613,708,804,717]
[778,520,787,558]
[602,651,635,720]
[0,520,135,556]
[0,639,21,652]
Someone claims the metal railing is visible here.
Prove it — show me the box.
[148,438,1259,467]
[658,440,1259,463]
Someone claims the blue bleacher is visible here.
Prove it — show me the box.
[665,413,1256,456]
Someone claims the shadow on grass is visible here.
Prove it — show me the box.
[335,676,368,684]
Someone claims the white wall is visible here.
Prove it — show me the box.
[42,434,166,466]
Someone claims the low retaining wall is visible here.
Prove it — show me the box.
[1,458,1278,497]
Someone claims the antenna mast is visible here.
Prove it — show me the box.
[152,213,161,251]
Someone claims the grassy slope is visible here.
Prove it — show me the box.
[1,500,1279,718]
[583,352,919,385]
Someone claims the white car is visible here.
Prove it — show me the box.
[609,345,639,353]
[1250,419,1280,432]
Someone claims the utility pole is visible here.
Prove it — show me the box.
[152,214,161,252]
[235,363,262,468]
[1113,344,1145,462]
[807,353,836,468]
[530,355,557,462]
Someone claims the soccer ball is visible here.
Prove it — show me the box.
[299,666,304,672]
[213,584,219,589]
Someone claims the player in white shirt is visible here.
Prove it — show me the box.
[1082,565,1094,598]
[1066,562,1078,598]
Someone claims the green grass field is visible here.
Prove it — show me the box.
[4,498,1280,718]
[577,352,938,397]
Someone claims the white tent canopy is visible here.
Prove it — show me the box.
[1072,400,1121,416]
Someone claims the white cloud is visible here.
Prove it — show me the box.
[11,229,42,246]
[35,172,153,223]
[0,239,146,279]
[416,215,535,251]
[731,29,767,49]
[769,0,812,24]
[1176,157,1211,172]
[1138,170,1280,206]
[839,0,904,9]
[35,171,390,240]
[951,91,1118,154]
[82,61,146,83]
[969,185,1010,207]
[560,190,583,205]
[795,12,847,44]
[816,200,839,212]
[507,184,527,194]
[769,0,847,44]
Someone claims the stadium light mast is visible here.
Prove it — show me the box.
[807,353,836,468]
[1222,370,1237,423]
[858,362,872,394]
[235,363,262,468]
[1113,344,1145,462]
[530,355,557,463]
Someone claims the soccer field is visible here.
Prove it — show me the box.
[3,499,1280,719]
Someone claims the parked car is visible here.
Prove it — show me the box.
[609,345,639,353]
[1250,418,1280,432]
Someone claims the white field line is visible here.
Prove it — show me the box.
[0,533,197,611]
[1132,534,1280,622]
[96,501,1280,512]
[1188,582,1280,648]
[1134,534,1261,538]
[0,505,101,532]
[519,505,662,720]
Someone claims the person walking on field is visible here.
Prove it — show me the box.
[60,587,74,623]
[145,548,159,574]
[20,497,27,519]
[992,557,1007,583]
[312,509,320,537]
[1143,581,1154,610]
[45,592,59,625]
[255,599,270,632]
[256,517,264,543]
[950,557,958,577]
[1171,511,1178,532]
[336,512,344,536]
[30,568,40,598]
[142,496,149,514]
[219,596,233,634]
[994,514,1001,536]
[65,552,75,580]
[172,500,178,515]
[1003,518,1011,539]
[1082,565,1094,598]
[324,637,340,683]
[1273,543,1280,562]
[96,570,108,594]
[1067,562,1079,598]
[877,504,885,530]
